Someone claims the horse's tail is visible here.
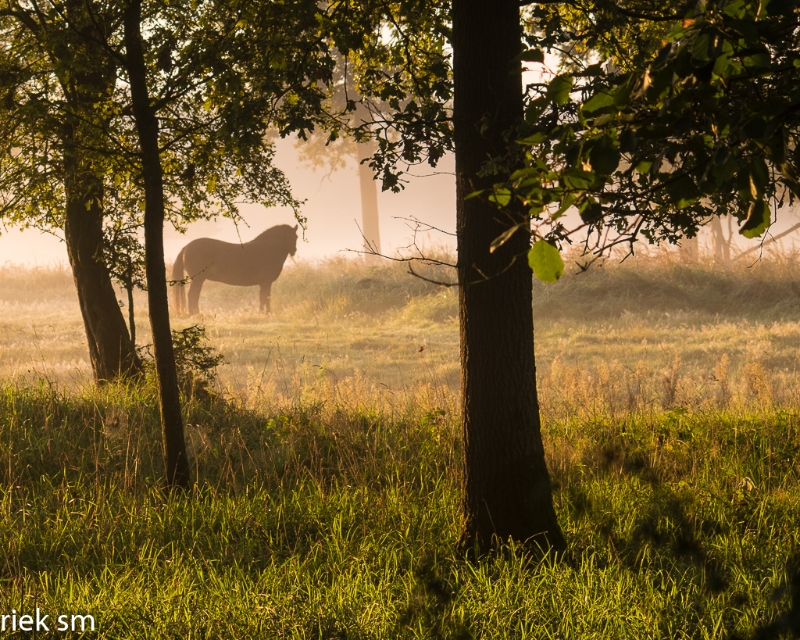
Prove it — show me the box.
[171,248,186,316]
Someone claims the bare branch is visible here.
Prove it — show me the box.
[394,214,456,237]
[735,221,800,260]
[407,264,457,287]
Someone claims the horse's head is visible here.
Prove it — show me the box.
[288,224,298,257]
[255,223,299,258]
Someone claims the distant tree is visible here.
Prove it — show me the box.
[710,217,733,264]
[297,119,383,264]
[295,58,384,264]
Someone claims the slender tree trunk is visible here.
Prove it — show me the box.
[682,234,700,261]
[62,165,141,382]
[453,0,565,553]
[356,141,381,265]
[127,279,136,345]
[710,217,730,264]
[124,0,190,490]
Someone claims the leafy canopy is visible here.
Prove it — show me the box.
[479,0,800,278]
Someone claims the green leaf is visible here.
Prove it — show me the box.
[713,40,736,77]
[518,132,548,145]
[647,67,674,99]
[528,239,565,283]
[525,97,549,123]
[635,160,653,174]
[692,33,715,62]
[711,154,737,183]
[743,52,771,68]
[582,90,615,115]
[738,169,757,202]
[589,137,621,175]
[740,199,771,238]
[579,199,604,223]
[750,158,769,192]
[665,23,687,42]
[488,188,511,207]
[551,194,577,220]
[563,169,595,190]
[666,175,702,209]
[547,74,573,106]
[614,81,633,108]
[465,189,485,201]
[519,49,545,63]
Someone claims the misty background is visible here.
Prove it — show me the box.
[3,132,800,267]
[0,137,457,267]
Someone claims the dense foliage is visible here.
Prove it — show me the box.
[490,0,800,273]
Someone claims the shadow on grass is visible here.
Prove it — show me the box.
[735,558,800,640]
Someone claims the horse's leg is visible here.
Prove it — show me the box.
[188,278,206,315]
[259,281,272,314]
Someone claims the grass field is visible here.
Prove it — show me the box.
[0,252,799,637]
[3,250,800,410]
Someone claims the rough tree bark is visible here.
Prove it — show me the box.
[356,140,382,266]
[124,0,190,489]
[452,0,566,553]
[59,1,141,383]
[62,162,141,382]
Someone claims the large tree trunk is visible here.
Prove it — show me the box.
[124,0,190,490]
[58,2,142,384]
[62,165,142,382]
[452,0,565,553]
[356,141,382,265]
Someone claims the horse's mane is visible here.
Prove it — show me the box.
[251,224,297,246]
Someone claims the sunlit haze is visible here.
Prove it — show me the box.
[0,137,456,267]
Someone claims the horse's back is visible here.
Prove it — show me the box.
[180,236,284,286]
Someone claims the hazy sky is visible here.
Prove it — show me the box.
[0,136,457,267]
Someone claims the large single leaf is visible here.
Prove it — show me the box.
[528,240,565,283]
[579,199,604,223]
[547,74,574,106]
[750,157,769,192]
[488,188,511,207]
[519,49,545,63]
[666,175,702,208]
[692,33,717,62]
[740,199,771,238]
[589,137,621,175]
[563,168,596,190]
[582,90,615,116]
